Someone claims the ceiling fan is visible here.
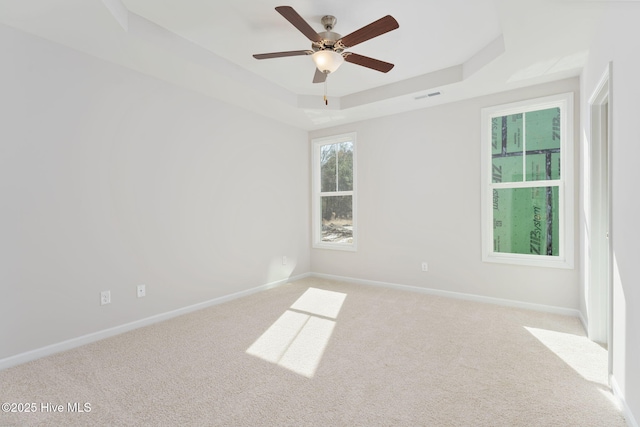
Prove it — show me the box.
[253,6,399,84]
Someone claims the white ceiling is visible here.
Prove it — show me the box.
[0,0,615,130]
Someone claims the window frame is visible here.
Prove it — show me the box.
[480,93,574,268]
[312,132,357,251]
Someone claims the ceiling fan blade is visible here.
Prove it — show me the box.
[344,53,394,73]
[313,68,327,84]
[253,50,313,60]
[275,6,323,43]
[338,15,399,49]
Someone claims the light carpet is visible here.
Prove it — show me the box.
[0,277,627,426]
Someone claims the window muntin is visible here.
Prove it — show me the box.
[491,108,562,184]
[481,93,573,268]
[320,142,353,192]
[312,133,356,250]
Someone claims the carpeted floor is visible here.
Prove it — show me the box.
[0,277,627,426]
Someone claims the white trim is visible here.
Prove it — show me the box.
[0,273,310,371]
[578,310,588,333]
[588,65,612,105]
[480,92,575,269]
[586,63,612,346]
[611,375,639,427]
[313,241,357,252]
[311,272,581,317]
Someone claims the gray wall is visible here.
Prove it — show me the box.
[0,24,310,360]
[581,4,640,424]
[310,78,580,310]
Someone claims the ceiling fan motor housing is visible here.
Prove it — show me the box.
[313,31,343,53]
[312,15,342,53]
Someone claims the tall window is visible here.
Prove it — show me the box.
[481,93,574,268]
[312,133,357,251]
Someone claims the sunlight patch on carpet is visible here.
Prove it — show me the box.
[247,288,346,378]
[289,286,347,318]
[525,327,608,386]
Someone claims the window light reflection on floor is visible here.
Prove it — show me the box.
[524,326,608,386]
[246,287,347,378]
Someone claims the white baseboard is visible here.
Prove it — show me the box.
[4,270,637,427]
[310,272,582,318]
[0,273,310,371]
[611,375,639,427]
[311,273,637,426]
[578,310,588,332]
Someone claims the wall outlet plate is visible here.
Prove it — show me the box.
[137,284,146,298]
[100,291,111,305]
[421,262,428,272]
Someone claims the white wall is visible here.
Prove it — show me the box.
[581,4,640,425]
[310,78,580,310]
[0,24,310,361]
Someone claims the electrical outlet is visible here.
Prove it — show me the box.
[137,284,146,298]
[100,291,111,305]
[421,262,428,272]
[282,256,287,265]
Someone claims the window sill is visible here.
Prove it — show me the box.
[482,253,573,269]
[312,242,357,252]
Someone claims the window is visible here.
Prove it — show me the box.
[312,133,356,250]
[481,93,574,268]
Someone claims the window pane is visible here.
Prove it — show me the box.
[321,196,353,244]
[492,113,523,183]
[525,153,561,181]
[492,186,559,256]
[525,108,561,151]
[525,107,561,181]
[320,144,336,192]
[492,155,523,183]
[337,142,353,191]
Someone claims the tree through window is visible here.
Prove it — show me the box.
[312,133,357,250]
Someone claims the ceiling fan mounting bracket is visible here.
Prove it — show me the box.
[321,15,337,31]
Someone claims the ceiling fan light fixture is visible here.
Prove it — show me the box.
[312,50,344,74]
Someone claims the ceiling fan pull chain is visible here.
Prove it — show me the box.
[324,78,328,106]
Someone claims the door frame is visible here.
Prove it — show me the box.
[587,62,613,376]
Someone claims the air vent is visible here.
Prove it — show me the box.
[414,91,441,100]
